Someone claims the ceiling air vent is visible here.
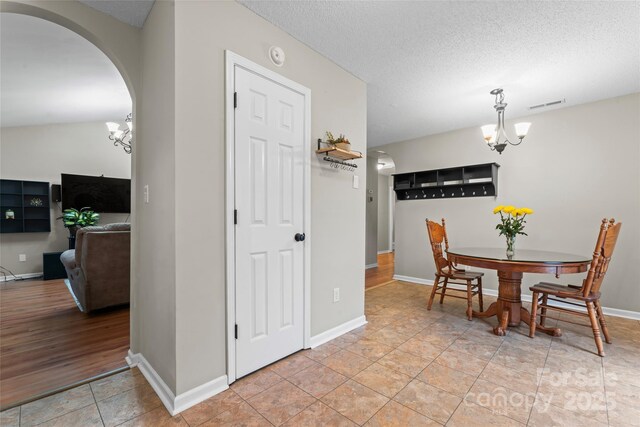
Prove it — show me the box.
[529,99,566,110]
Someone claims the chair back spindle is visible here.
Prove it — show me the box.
[426,218,450,274]
[581,218,622,297]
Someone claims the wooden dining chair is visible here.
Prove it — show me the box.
[529,218,621,356]
[426,218,483,320]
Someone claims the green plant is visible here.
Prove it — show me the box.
[325,131,350,145]
[58,207,100,229]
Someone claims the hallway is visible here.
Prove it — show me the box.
[365,252,394,290]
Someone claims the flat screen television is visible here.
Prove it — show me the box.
[61,174,131,213]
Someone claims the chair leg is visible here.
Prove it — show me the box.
[539,294,548,328]
[595,300,612,344]
[477,277,484,312]
[529,292,539,338]
[466,280,473,321]
[586,301,605,357]
[439,277,448,305]
[427,275,440,310]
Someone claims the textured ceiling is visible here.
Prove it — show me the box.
[78,0,154,28]
[240,1,640,147]
[1,13,131,127]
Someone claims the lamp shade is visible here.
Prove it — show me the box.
[481,125,496,143]
[106,122,120,133]
[514,122,531,138]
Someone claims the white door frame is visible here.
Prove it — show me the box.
[388,177,394,251]
[225,50,311,384]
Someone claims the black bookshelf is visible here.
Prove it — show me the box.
[1,179,51,233]
[393,163,499,201]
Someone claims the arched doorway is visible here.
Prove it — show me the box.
[0,4,139,409]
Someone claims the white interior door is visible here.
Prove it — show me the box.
[234,66,305,378]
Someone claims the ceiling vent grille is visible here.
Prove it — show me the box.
[529,99,566,110]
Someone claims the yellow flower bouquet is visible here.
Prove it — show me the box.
[493,205,534,256]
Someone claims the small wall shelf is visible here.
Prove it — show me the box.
[316,139,363,170]
[1,179,51,233]
[393,163,499,201]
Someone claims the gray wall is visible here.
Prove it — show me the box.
[136,0,178,392]
[0,122,131,276]
[377,174,391,252]
[170,1,367,394]
[365,156,378,266]
[378,93,640,313]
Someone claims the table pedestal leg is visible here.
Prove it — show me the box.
[471,270,564,336]
[491,271,522,336]
[472,302,497,318]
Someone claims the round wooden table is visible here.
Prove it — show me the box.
[446,248,591,336]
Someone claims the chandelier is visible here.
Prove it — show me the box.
[481,89,531,154]
[106,113,132,154]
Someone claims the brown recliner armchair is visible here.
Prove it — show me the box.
[60,223,130,313]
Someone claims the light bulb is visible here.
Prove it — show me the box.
[481,125,496,143]
[114,130,124,139]
[514,122,531,138]
[126,121,132,132]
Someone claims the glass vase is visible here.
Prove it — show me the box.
[506,235,515,258]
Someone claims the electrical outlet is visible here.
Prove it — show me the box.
[144,185,149,203]
[352,175,359,189]
[19,254,26,262]
[333,288,340,303]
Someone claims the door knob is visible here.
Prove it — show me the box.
[294,233,306,242]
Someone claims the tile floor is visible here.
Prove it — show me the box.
[2,280,639,426]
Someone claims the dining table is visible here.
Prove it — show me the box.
[446,247,592,336]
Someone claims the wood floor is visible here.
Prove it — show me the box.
[0,279,129,409]
[365,252,394,289]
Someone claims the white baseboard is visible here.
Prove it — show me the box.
[309,315,367,348]
[392,274,640,321]
[0,272,43,282]
[377,250,392,255]
[365,263,378,269]
[127,350,228,415]
[393,274,433,286]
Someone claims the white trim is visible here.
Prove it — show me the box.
[392,274,640,321]
[309,315,367,348]
[365,263,378,269]
[125,349,138,367]
[225,50,312,384]
[598,307,640,321]
[174,375,229,414]
[0,272,43,282]
[377,250,392,255]
[126,350,228,415]
[393,274,433,285]
[388,178,394,253]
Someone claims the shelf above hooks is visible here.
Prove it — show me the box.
[316,139,363,170]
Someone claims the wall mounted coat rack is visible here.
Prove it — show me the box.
[394,163,499,200]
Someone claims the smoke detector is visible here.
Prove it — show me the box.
[269,46,285,67]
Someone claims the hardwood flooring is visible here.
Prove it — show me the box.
[365,252,394,290]
[0,278,129,410]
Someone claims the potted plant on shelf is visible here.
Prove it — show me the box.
[325,131,351,151]
[58,207,100,249]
